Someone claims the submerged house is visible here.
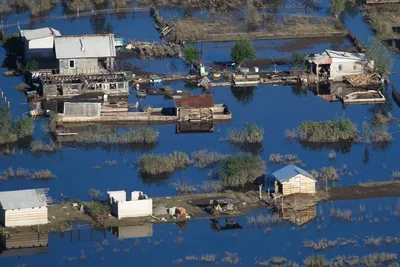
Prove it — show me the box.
[0,232,48,258]
[19,27,61,61]
[307,50,373,82]
[272,165,316,196]
[107,190,152,219]
[54,34,116,75]
[0,189,50,227]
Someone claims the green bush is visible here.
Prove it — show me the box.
[298,117,358,143]
[88,201,110,216]
[228,123,264,144]
[217,154,266,187]
[137,151,190,175]
[0,107,34,144]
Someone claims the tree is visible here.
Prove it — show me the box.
[290,52,307,71]
[329,0,355,18]
[365,36,393,75]
[88,188,101,201]
[184,46,200,65]
[230,39,256,65]
[245,5,262,31]
[24,59,38,70]
[217,154,266,188]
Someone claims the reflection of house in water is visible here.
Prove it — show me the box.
[210,219,242,232]
[176,121,214,133]
[109,224,153,239]
[0,232,48,258]
[282,205,317,226]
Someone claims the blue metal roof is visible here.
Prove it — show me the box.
[272,165,316,182]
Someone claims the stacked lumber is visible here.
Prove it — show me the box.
[346,74,381,87]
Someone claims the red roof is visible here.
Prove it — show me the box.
[173,95,214,108]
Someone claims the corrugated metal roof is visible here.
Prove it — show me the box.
[20,27,61,40]
[272,165,316,182]
[173,95,214,108]
[54,34,116,59]
[0,189,47,210]
[63,102,101,117]
[309,50,368,64]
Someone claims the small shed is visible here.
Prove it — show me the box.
[173,95,214,122]
[0,189,49,227]
[272,165,316,196]
[107,190,152,219]
[20,27,61,61]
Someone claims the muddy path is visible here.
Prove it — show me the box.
[322,181,400,201]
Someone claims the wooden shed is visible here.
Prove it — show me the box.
[272,165,316,196]
[0,189,49,227]
[173,95,214,122]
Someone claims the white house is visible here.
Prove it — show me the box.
[107,190,152,219]
[0,189,49,227]
[54,34,116,75]
[308,50,374,81]
[19,27,61,61]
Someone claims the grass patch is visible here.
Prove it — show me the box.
[191,150,225,168]
[392,171,400,179]
[87,201,110,216]
[268,153,305,167]
[30,140,59,152]
[16,168,31,177]
[298,117,358,143]
[171,180,197,195]
[61,128,159,145]
[327,150,337,160]
[370,126,392,143]
[217,154,266,188]
[303,238,357,251]
[320,167,339,182]
[137,151,190,175]
[0,107,34,144]
[227,123,264,145]
[0,167,15,180]
[199,180,224,193]
[31,169,56,180]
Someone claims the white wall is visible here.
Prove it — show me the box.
[2,207,48,227]
[115,199,152,219]
[27,36,55,59]
[330,60,373,81]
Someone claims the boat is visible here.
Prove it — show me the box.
[150,77,163,84]
[136,90,147,98]
[213,73,221,79]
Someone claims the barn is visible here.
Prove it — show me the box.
[19,27,61,61]
[272,165,316,196]
[0,189,49,227]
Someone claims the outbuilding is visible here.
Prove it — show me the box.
[19,27,61,61]
[173,95,214,122]
[307,50,373,81]
[107,190,152,219]
[272,165,316,196]
[0,189,49,227]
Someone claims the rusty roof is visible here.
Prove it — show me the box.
[173,95,214,108]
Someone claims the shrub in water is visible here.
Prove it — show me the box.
[137,151,190,175]
[228,123,264,144]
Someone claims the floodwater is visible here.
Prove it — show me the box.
[1,0,400,265]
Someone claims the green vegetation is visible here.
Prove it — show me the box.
[217,154,266,187]
[269,153,304,167]
[64,128,159,145]
[171,180,224,195]
[228,123,264,145]
[245,5,262,31]
[366,37,393,75]
[371,126,392,143]
[87,201,110,216]
[290,52,307,71]
[191,150,225,168]
[298,117,358,143]
[16,168,31,177]
[137,151,190,175]
[30,140,60,152]
[0,107,34,144]
[31,169,56,180]
[329,0,355,18]
[88,188,101,201]
[24,59,39,71]
[184,46,200,65]
[320,167,339,182]
[230,39,256,65]
[1,33,23,55]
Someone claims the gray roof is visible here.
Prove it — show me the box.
[273,165,316,182]
[54,34,116,59]
[0,189,48,210]
[20,27,61,40]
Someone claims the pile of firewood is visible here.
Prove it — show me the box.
[346,74,381,87]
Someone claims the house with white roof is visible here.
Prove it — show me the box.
[307,50,374,81]
[19,27,61,61]
[0,189,49,227]
[54,34,116,75]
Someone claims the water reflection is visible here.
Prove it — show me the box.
[0,232,48,258]
[230,86,256,105]
[210,218,242,232]
[109,224,153,239]
[281,205,317,226]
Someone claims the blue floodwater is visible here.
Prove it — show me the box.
[1,1,400,266]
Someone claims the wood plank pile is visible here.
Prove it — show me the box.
[346,74,381,87]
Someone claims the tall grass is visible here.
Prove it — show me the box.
[191,150,225,168]
[31,169,56,180]
[0,107,34,144]
[298,117,358,143]
[228,123,264,145]
[137,151,190,175]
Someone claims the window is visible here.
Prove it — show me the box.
[118,82,125,89]
[71,84,79,91]
[338,64,343,72]
[69,60,75,68]
[353,63,357,70]
[295,176,301,182]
